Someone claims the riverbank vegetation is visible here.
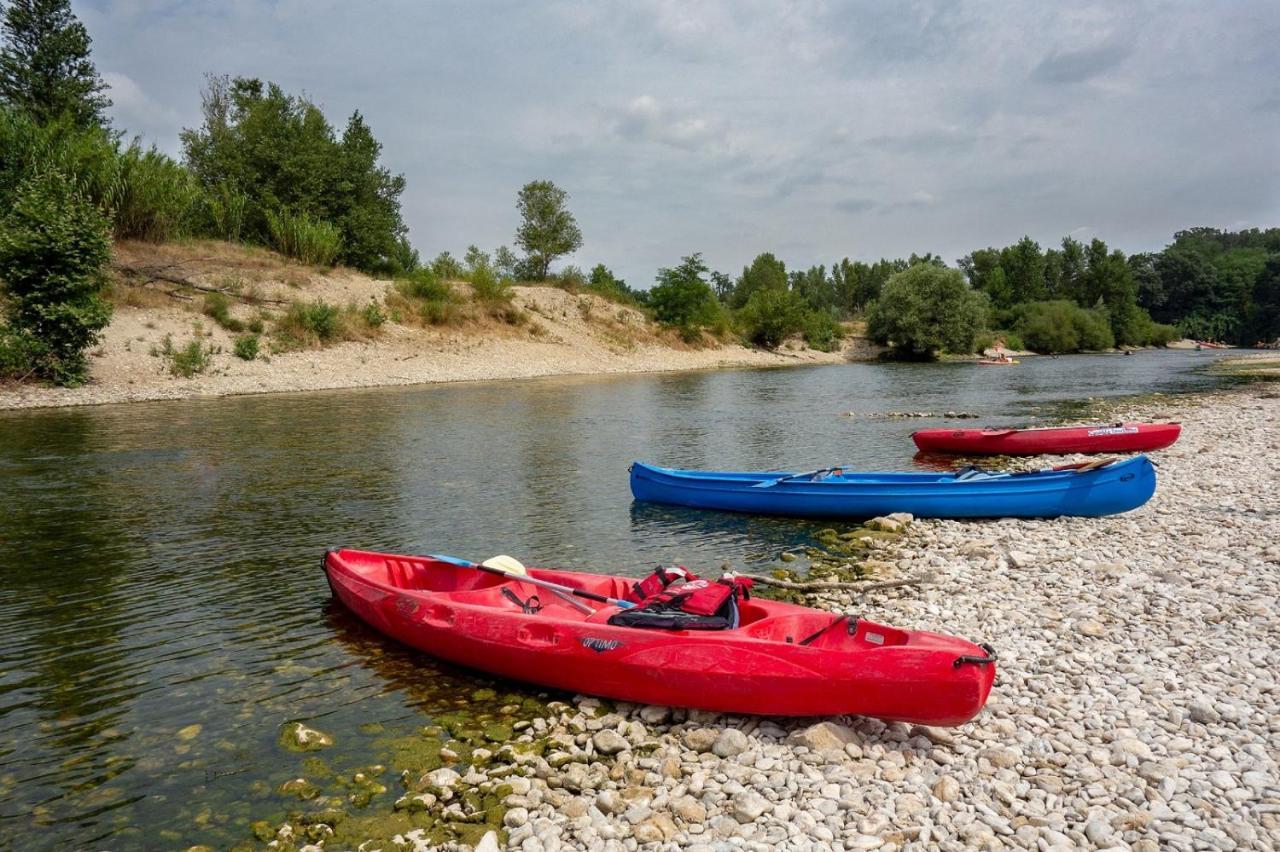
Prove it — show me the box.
[1,1,1276,384]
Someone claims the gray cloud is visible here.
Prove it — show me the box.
[79,0,1280,287]
[1032,40,1134,84]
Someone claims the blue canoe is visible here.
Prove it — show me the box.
[629,456,1156,519]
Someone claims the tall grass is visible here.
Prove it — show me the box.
[265,209,342,266]
[112,145,199,242]
[273,299,385,349]
[202,185,248,242]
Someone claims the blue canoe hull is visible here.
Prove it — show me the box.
[629,456,1156,519]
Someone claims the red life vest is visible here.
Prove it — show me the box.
[610,571,754,631]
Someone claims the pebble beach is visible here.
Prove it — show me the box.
[245,376,1280,852]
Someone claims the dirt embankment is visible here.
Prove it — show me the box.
[1,241,876,410]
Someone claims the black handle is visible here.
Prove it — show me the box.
[953,642,997,668]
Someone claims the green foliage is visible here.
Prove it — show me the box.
[737,287,807,349]
[198,184,248,242]
[202,291,244,332]
[867,264,986,359]
[0,168,111,385]
[648,253,722,333]
[1009,300,1114,353]
[1244,256,1280,344]
[555,265,587,288]
[514,180,582,280]
[586,263,635,304]
[157,333,215,377]
[0,0,109,128]
[180,76,405,270]
[360,302,386,328]
[282,300,340,343]
[112,143,199,241]
[803,311,843,352]
[468,263,513,303]
[0,323,45,380]
[265,208,342,266]
[731,252,787,308]
[395,267,451,301]
[430,251,464,279]
[233,332,259,361]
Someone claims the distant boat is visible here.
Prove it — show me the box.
[912,422,1181,456]
[629,456,1156,519]
[977,358,1019,365]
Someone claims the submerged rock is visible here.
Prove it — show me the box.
[278,722,335,752]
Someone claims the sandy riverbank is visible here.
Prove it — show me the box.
[236,381,1278,851]
[0,241,874,411]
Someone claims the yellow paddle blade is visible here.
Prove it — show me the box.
[481,555,528,576]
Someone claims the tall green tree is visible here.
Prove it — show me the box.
[181,75,406,270]
[514,179,582,280]
[731,252,786,308]
[647,253,720,331]
[868,264,987,359]
[0,0,109,128]
[999,237,1046,304]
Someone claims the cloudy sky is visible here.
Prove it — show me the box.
[84,0,1279,286]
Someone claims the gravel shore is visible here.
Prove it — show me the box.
[250,382,1279,852]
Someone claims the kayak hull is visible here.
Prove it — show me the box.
[912,422,1181,455]
[324,549,996,724]
[629,456,1156,519]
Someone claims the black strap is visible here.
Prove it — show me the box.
[501,587,542,614]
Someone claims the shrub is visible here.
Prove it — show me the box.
[112,144,199,242]
[803,311,843,352]
[233,333,260,361]
[202,292,244,332]
[737,287,807,349]
[0,324,47,381]
[0,169,112,386]
[156,334,215,377]
[360,302,386,328]
[868,264,987,359]
[265,208,342,266]
[395,268,450,301]
[1012,301,1115,353]
[430,251,464,279]
[648,253,722,335]
[469,263,513,303]
[198,184,248,242]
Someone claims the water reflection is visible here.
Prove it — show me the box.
[0,350,1230,848]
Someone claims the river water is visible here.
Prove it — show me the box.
[0,350,1229,848]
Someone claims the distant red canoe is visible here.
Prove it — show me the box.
[324,548,996,725]
[912,422,1181,456]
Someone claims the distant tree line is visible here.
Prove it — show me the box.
[1,0,1275,385]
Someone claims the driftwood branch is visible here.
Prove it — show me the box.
[112,263,288,306]
[742,574,927,594]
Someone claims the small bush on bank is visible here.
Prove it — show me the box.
[1012,300,1114,353]
[265,209,342,266]
[233,333,260,361]
[803,311,843,352]
[202,292,245,332]
[274,299,386,348]
[155,334,216,377]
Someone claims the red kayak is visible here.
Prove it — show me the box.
[912,422,1181,456]
[324,548,997,725]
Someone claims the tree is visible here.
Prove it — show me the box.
[181,75,407,271]
[0,0,109,128]
[587,263,634,302]
[999,237,1046,304]
[738,287,807,349]
[647,253,721,332]
[514,180,582,280]
[0,168,111,384]
[731,252,786,308]
[789,264,835,314]
[867,264,986,359]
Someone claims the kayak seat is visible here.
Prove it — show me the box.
[386,557,506,592]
